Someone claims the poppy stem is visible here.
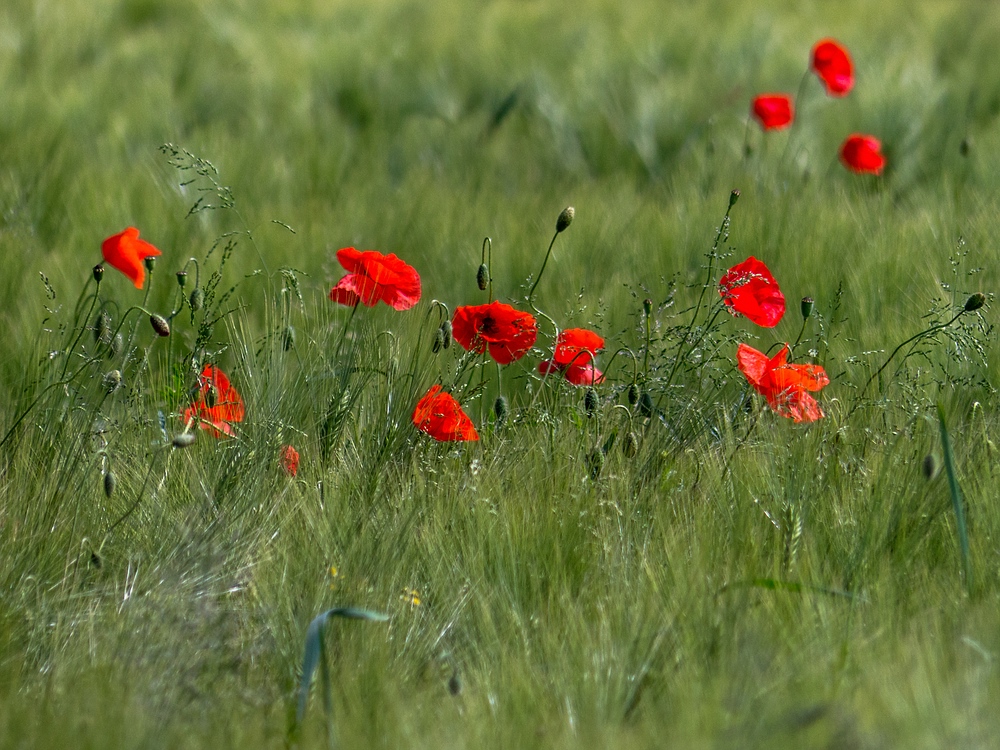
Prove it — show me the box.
[60,277,101,380]
[779,70,811,169]
[527,231,560,308]
[331,302,361,365]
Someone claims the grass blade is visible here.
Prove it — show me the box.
[937,402,973,593]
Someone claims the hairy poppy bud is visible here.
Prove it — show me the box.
[172,432,196,449]
[584,387,599,418]
[922,453,939,481]
[801,296,814,320]
[432,328,445,353]
[964,293,986,313]
[176,271,187,288]
[94,311,112,344]
[627,383,640,406]
[190,288,204,311]
[143,255,157,274]
[110,333,123,357]
[729,189,740,208]
[93,264,105,284]
[150,314,170,337]
[638,391,653,419]
[643,298,653,317]
[476,263,489,291]
[623,431,639,458]
[103,369,122,393]
[494,394,509,426]
[440,320,452,349]
[103,470,116,499]
[586,448,604,480]
[556,206,575,233]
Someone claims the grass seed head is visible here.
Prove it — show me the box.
[283,325,296,351]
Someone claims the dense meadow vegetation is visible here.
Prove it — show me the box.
[2,0,1000,746]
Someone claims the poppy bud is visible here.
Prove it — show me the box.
[103,369,122,393]
[143,255,157,274]
[172,432,196,449]
[494,394,509,426]
[282,325,296,351]
[627,383,639,406]
[94,311,112,344]
[623,431,639,458]
[432,328,445,353]
[556,206,575,233]
[93,264,105,284]
[959,138,970,157]
[643,298,653,317]
[176,271,188,288]
[638,391,653,419]
[964,293,986,313]
[729,189,740,208]
[103,470,116,499]
[922,453,939,481]
[448,671,461,696]
[190,288,204,311]
[110,333,123,357]
[440,320,452,349]
[476,263,489,291]
[150,314,170,337]
[801,296,814,320]
[586,449,604,480]
[584,387,599,418]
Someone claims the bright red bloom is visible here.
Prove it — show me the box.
[329,247,421,310]
[839,134,886,175]
[280,445,300,477]
[811,39,854,97]
[736,343,829,423]
[101,227,162,289]
[412,385,479,442]
[719,257,786,328]
[452,301,538,365]
[538,328,606,385]
[183,364,245,438]
[751,94,794,130]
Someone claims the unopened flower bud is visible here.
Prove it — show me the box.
[172,432,196,449]
[584,387,599,418]
[103,369,122,393]
[729,189,740,208]
[476,263,489,291]
[638,391,653,419]
[432,328,445,353]
[587,448,604,480]
[494,395,509,426]
[922,454,939,481]
[150,314,170,337]
[110,333,123,357]
[176,271,187,288]
[190,288,204,311]
[959,138,970,157]
[283,325,296,351]
[103,470,116,499]
[556,206,575,233]
[627,383,640,406]
[94,311,112,344]
[643,298,653,317]
[143,255,157,274]
[440,320,452,349]
[623,431,639,458]
[801,296,814,320]
[93,264,104,283]
[964,293,986,312]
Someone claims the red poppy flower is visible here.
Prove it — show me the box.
[839,134,886,175]
[719,257,786,328]
[811,39,854,97]
[538,328,606,385]
[182,364,245,438]
[736,343,829,423]
[751,94,794,131]
[452,301,538,365]
[412,385,479,442]
[329,247,421,310]
[101,227,162,289]
[280,445,300,477]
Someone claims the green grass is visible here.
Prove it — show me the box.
[1,0,999,747]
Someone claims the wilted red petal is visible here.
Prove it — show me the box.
[330,247,421,310]
[101,227,162,289]
[412,385,479,442]
[751,94,794,131]
[452,301,538,365]
[719,257,786,328]
[839,134,886,175]
[811,39,854,97]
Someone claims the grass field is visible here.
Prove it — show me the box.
[1,0,999,747]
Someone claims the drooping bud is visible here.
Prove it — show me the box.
[150,314,170,337]
[190,288,205,311]
[283,325,296,351]
[922,453,939,481]
[103,369,122,393]
[643,298,653,317]
[176,271,188,288]
[729,189,740,208]
[638,391,654,419]
[476,263,489,291]
[622,431,639,458]
[440,320,452,349]
[432,328,445,353]
[801,296,814,320]
[584,387,599,418]
[93,264,105,284]
[627,383,640,406]
[103,470,116,499]
[964,293,986,313]
[494,395,509,426]
[586,448,604,480]
[143,255,157,274]
[172,432,196,449]
[556,206,575,233]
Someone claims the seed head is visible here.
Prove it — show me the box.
[556,206,575,233]
[643,298,653,317]
[190,288,205,312]
[801,296,814,320]
[150,314,171,337]
[964,293,986,313]
[103,470,116,499]
[93,264,105,284]
[729,189,741,208]
[143,255,157,274]
[172,432,196,449]
[493,395,509,426]
[476,263,489,291]
[176,271,188,288]
[922,453,940,481]
[584,387,599,418]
